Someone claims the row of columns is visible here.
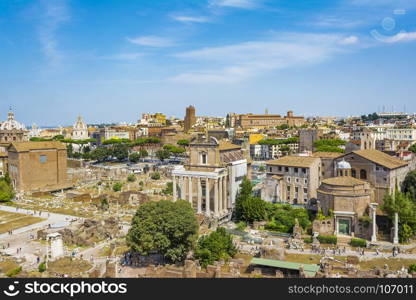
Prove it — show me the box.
[172,175,228,217]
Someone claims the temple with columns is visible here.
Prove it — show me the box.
[171,136,247,223]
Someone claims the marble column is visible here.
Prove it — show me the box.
[214,179,219,217]
[172,176,177,202]
[180,177,186,200]
[335,217,339,235]
[371,203,378,242]
[197,177,202,213]
[218,177,223,215]
[393,212,399,244]
[205,178,210,216]
[222,176,227,214]
[188,176,193,205]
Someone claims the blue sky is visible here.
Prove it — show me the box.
[1,0,416,126]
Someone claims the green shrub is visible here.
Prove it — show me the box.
[317,235,337,245]
[112,182,123,192]
[236,221,247,231]
[38,262,46,273]
[303,237,312,244]
[127,174,136,182]
[6,266,22,277]
[409,264,416,274]
[150,172,161,180]
[350,238,367,248]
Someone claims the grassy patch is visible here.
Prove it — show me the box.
[0,211,44,234]
[359,257,416,271]
[47,257,92,276]
[0,259,19,275]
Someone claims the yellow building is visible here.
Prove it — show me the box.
[249,133,266,145]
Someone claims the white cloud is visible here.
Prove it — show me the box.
[126,36,176,47]
[339,35,359,45]
[171,33,359,83]
[310,17,365,29]
[209,0,259,9]
[100,53,147,60]
[172,15,211,23]
[377,31,416,43]
[37,0,70,67]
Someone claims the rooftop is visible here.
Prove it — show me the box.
[352,149,408,169]
[218,141,241,151]
[267,156,319,168]
[321,176,367,187]
[312,152,343,159]
[9,141,67,152]
[250,257,320,277]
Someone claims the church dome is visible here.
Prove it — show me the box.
[0,111,26,131]
[337,159,351,170]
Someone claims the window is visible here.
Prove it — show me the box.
[278,166,282,171]
[360,169,367,180]
[295,187,298,192]
[304,188,307,194]
[39,155,47,164]
[285,167,289,172]
[302,168,306,174]
[200,152,207,165]
[351,169,356,178]
[294,167,298,173]
[287,186,291,192]
[269,167,272,172]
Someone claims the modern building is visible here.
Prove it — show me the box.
[263,156,321,205]
[7,141,71,192]
[171,137,247,223]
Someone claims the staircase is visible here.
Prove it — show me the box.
[337,235,352,246]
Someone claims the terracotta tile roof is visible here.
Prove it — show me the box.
[218,141,241,151]
[266,156,320,168]
[312,152,343,158]
[9,141,67,152]
[352,149,408,169]
[321,176,367,187]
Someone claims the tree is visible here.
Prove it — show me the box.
[139,149,148,158]
[402,171,416,203]
[0,173,15,202]
[156,149,170,161]
[235,177,266,223]
[38,262,46,273]
[382,191,416,242]
[90,147,110,162]
[265,204,311,233]
[113,144,129,161]
[410,144,416,154]
[177,139,190,147]
[129,152,141,163]
[126,200,199,263]
[195,227,237,268]
[162,182,173,195]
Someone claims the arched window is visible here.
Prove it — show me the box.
[360,169,367,180]
[351,169,356,178]
[364,141,367,149]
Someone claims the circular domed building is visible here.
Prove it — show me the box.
[316,160,374,238]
